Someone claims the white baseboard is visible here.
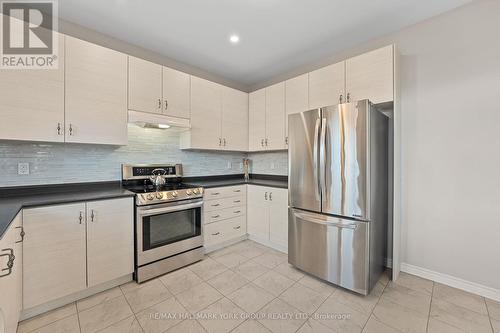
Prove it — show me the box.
[401,263,500,302]
[247,235,287,254]
[204,235,248,253]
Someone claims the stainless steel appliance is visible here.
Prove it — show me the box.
[122,164,205,283]
[288,100,389,295]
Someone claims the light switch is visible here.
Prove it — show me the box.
[18,162,30,175]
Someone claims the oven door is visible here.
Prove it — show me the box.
[136,199,203,266]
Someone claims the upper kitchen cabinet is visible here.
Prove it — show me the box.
[162,66,191,119]
[128,57,163,114]
[181,77,249,151]
[249,88,266,151]
[346,45,394,104]
[65,36,128,145]
[248,83,286,151]
[181,76,222,150]
[308,61,345,109]
[0,33,65,143]
[265,82,286,150]
[222,87,249,151]
[285,74,309,144]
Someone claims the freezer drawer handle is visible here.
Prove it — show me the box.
[293,211,359,230]
[0,248,15,278]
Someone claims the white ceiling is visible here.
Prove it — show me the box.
[59,0,472,88]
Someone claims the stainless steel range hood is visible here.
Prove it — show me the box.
[128,110,190,130]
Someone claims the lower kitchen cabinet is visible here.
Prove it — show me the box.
[22,197,133,309]
[86,198,134,287]
[0,213,23,333]
[247,185,289,251]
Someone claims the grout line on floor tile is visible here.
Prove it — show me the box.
[485,296,495,333]
[425,282,435,333]
[19,302,78,333]
[120,289,146,333]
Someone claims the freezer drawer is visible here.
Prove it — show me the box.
[288,208,370,295]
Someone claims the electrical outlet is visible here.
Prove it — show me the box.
[239,162,243,170]
[227,161,232,169]
[18,162,30,175]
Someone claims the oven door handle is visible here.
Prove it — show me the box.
[138,201,203,217]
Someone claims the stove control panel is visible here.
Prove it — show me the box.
[136,187,204,206]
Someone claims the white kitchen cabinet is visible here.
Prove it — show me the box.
[86,198,134,287]
[23,203,87,309]
[247,185,288,252]
[221,87,249,151]
[309,61,345,109]
[0,213,23,333]
[265,82,286,150]
[65,36,128,145]
[23,198,134,309]
[346,45,394,104]
[181,76,222,150]
[128,57,163,114]
[285,74,309,144]
[248,89,266,151]
[162,66,191,119]
[0,33,65,143]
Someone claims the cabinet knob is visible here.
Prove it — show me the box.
[164,99,168,110]
[90,209,95,222]
[78,211,83,224]
[57,123,62,135]
[69,124,74,136]
[158,99,162,109]
[269,192,273,201]
[0,248,15,278]
[265,192,268,200]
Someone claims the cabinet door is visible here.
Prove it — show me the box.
[87,198,134,287]
[248,89,266,151]
[265,82,286,150]
[163,66,190,119]
[247,186,269,241]
[346,45,394,104]
[285,74,309,144]
[309,61,345,109]
[65,36,128,145]
[269,188,289,249]
[0,33,64,143]
[128,56,163,114]
[23,203,87,309]
[222,87,248,151]
[0,213,23,333]
[189,76,222,149]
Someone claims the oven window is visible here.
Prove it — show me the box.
[142,207,201,251]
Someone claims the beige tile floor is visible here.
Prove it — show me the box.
[17,240,500,333]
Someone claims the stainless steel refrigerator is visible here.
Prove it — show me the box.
[288,99,389,295]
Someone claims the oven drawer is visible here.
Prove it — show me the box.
[204,185,246,200]
[204,216,247,246]
[204,196,245,212]
[204,206,246,224]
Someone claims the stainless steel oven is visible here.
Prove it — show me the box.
[135,198,204,282]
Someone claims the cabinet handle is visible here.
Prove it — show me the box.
[269,192,273,201]
[211,232,220,236]
[219,138,222,146]
[78,211,83,224]
[233,210,241,214]
[57,123,62,135]
[261,139,264,147]
[233,189,241,193]
[211,203,220,207]
[265,192,268,200]
[211,214,220,218]
[265,138,268,146]
[346,93,351,103]
[158,99,162,109]
[339,94,343,104]
[233,200,241,203]
[69,124,73,136]
[90,209,95,222]
[285,137,288,145]
[164,99,168,110]
[223,138,226,146]
[0,248,15,278]
[211,192,220,196]
[15,226,25,243]
[233,226,241,230]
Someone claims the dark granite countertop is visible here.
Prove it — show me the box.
[184,174,288,189]
[0,182,134,240]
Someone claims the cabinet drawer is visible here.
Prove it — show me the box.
[204,216,246,246]
[204,185,246,200]
[204,196,245,212]
[204,206,246,224]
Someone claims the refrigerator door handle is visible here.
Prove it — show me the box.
[313,118,321,198]
[319,117,327,197]
[292,210,359,230]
